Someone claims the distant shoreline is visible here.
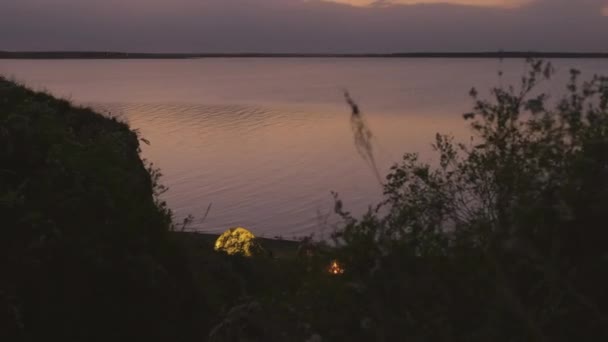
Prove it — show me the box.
[2,51,608,60]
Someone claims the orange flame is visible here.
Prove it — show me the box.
[328,260,345,275]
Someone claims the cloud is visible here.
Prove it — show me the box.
[328,0,532,8]
[1,0,607,52]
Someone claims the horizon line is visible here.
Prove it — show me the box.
[2,50,608,59]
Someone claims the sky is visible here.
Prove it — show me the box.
[1,0,607,52]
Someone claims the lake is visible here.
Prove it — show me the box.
[2,58,607,238]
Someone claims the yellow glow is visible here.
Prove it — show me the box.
[214,227,259,257]
[327,0,532,8]
[328,260,345,275]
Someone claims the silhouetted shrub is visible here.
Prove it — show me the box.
[325,60,608,341]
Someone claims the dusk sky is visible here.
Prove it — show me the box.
[2,0,607,52]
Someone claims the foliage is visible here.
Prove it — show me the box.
[3,59,608,341]
[0,77,203,341]
[326,59,608,341]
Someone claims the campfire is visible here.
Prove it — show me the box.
[328,260,345,275]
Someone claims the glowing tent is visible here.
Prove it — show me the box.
[214,227,261,257]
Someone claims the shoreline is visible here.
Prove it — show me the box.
[173,232,301,258]
[2,51,608,60]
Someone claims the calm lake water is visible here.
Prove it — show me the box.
[2,58,607,238]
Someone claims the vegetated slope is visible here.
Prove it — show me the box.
[0,77,201,341]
